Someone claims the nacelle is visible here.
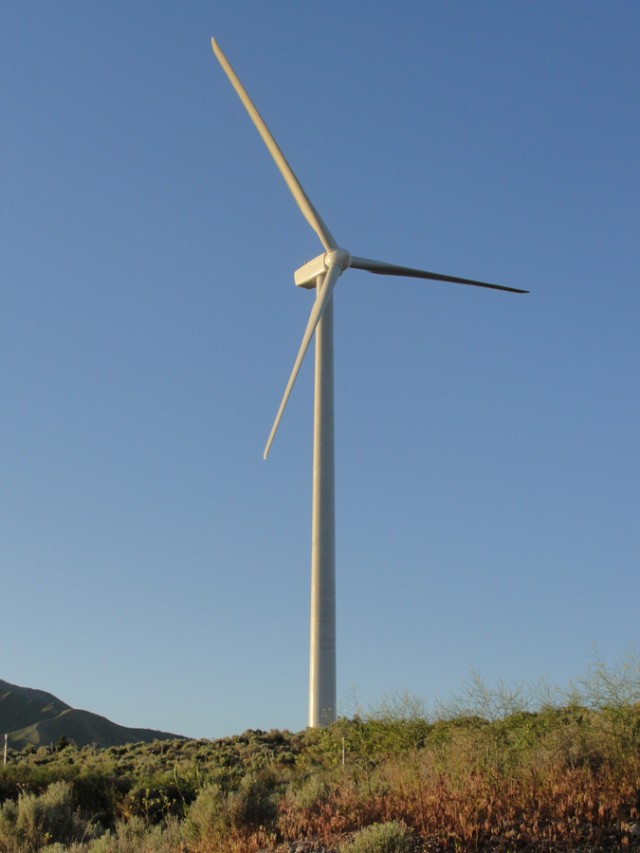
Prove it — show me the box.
[294,253,327,288]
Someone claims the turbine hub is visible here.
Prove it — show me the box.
[294,248,351,288]
[326,247,351,271]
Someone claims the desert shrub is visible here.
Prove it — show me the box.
[278,774,337,840]
[285,774,333,811]
[230,775,278,831]
[340,820,415,853]
[121,782,183,825]
[279,773,393,842]
[0,781,95,852]
[570,651,640,764]
[184,782,224,842]
[73,772,125,827]
[185,773,277,845]
[87,815,184,852]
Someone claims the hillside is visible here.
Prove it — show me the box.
[2,699,640,852]
[0,679,183,749]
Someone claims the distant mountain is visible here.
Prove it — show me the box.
[0,680,184,749]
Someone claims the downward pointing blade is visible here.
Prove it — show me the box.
[211,38,337,253]
[264,263,342,459]
[350,256,529,294]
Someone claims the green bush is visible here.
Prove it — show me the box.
[340,820,415,853]
[185,773,278,844]
[87,815,184,852]
[0,781,95,852]
[184,782,225,842]
[285,774,333,811]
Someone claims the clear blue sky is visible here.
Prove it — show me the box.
[2,3,638,739]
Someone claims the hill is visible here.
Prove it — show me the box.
[2,699,640,852]
[0,679,183,749]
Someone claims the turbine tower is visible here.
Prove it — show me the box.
[211,37,528,727]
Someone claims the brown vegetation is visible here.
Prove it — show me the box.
[2,657,640,851]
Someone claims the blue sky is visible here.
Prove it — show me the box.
[2,2,638,739]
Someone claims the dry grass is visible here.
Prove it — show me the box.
[275,748,640,851]
[3,657,640,851]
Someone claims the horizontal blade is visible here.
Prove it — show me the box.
[350,256,528,294]
[211,37,337,253]
[264,263,341,459]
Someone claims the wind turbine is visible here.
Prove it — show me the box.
[211,37,528,728]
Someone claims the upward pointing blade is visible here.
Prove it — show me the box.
[350,256,529,294]
[264,263,342,460]
[211,38,337,253]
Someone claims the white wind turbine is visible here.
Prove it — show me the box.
[211,37,528,728]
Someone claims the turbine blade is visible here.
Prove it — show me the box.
[350,256,529,294]
[211,37,337,252]
[264,263,341,459]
